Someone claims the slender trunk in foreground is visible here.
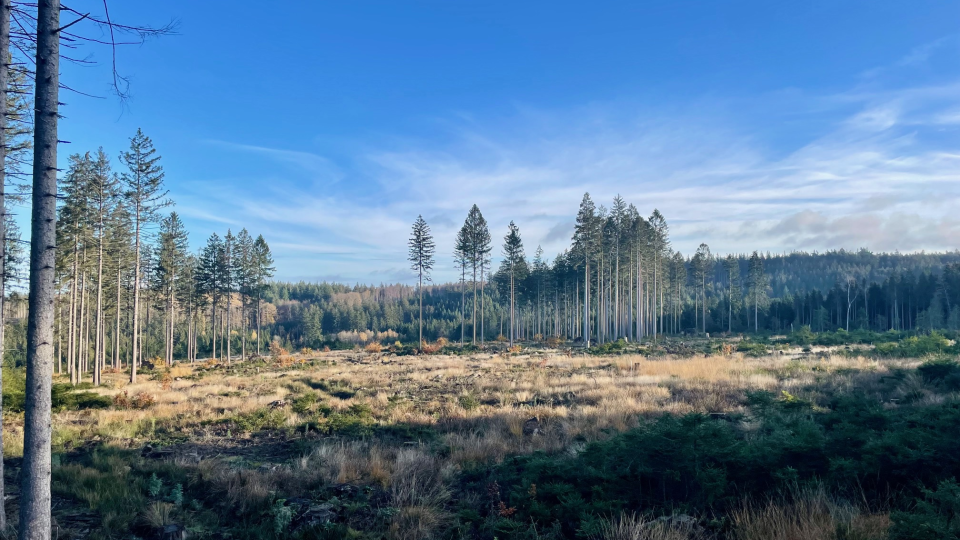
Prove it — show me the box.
[0,0,10,527]
[21,1,61,536]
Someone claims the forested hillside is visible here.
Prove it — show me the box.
[260,250,960,349]
[259,196,960,351]
[27,185,960,381]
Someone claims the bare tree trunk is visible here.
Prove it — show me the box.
[0,0,9,525]
[418,273,423,347]
[78,269,86,381]
[225,290,231,364]
[636,251,642,341]
[57,301,62,374]
[241,296,246,360]
[131,203,142,382]
[471,261,476,344]
[188,299,194,362]
[21,1,60,535]
[68,240,78,383]
[166,285,173,365]
[583,261,589,345]
[94,220,104,385]
[114,258,121,370]
[480,263,485,345]
[211,294,216,361]
[509,271,514,347]
[256,293,261,357]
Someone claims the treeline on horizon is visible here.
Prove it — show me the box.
[261,194,960,349]
[5,190,957,369]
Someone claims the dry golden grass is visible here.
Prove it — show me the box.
[19,351,908,464]
[595,513,710,539]
[22,349,911,539]
[612,354,742,381]
[731,488,890,540]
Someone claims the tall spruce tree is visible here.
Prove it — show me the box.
[573,193,597,345]
[747,251,768,332]
[177,253,199,362]
[58,153,93,385]
[454,220,470,346]
[153,212,188,366]
[223,229,235,363]
[234,229,254,360]
[197,233,225,360]
[251,235,274,356]
[408,215,435,348]
[648,210,669,340]
[723,255,742,333]
[693,243,712,334]
[500,221,526,346]
[670,251,686,333]
[120,129,169,382]
[471,207,491,344]
[90,149,117,385]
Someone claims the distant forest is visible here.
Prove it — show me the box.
[18,186,960,378]
[264,194,960,349]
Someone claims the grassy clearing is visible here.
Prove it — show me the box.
[5,344,958,538]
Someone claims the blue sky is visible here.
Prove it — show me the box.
[45,1,960,283]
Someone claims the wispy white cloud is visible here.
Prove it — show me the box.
[203,140,345,185]
[182,41,960,284]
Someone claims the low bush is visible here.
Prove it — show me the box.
[3,368,111,412]
[458,387,960,539]
[316,403,376,437]
[230,407,287,432]
[737,340,769,357]
[113,391,156,410]
[291,391,321,415]
[891,479,960,540]
[589,339,627,356]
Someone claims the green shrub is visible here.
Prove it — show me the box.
[918,358,960,390]
[737,340,769,357]
[588,338,628,355]
[459,390,960,538]
[4,368,110,412]
[147,473,162,498]
[891,479,960,540]
[291,392,320,415]
[788,325,816,346]
[230,408,287,433]
[876,332,954,358]
[458,393,480,410]
[315,402,376,437]
[272,498,293,534]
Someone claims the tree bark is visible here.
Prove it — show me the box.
[130,201,142,382]
[114,256,122,370]
[418,272,423,347]
[479,263,485,345]
[241,295,246,361]
[509,270,514,346]
[225,291,231,364]
[68,237,78,383]
[0,0,9,525]
[94,206,104,385]
[21,1,60,536]
[583,261,589,345]
[78,268,86,381]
